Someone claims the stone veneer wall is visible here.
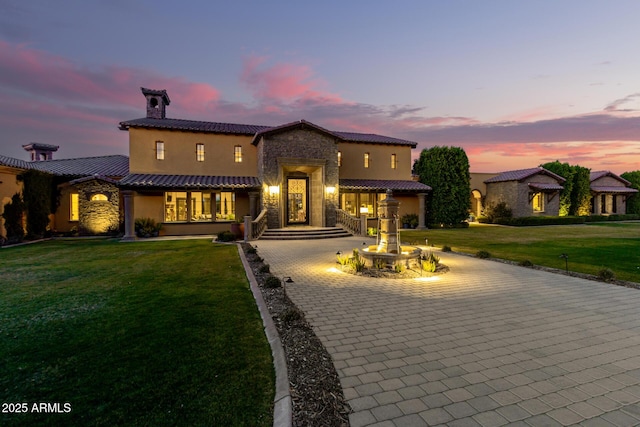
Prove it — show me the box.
[76,179,120,234]
[257,128,339,228]
[486,173,562,217]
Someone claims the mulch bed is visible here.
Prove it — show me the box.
[241,243,351,427]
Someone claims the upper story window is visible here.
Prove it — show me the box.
[338,151,342,167]
[391,154,397,169]
[234,145,243,163]
[156,141,165,160]
[196,143,205,162]
[364,152,370,168]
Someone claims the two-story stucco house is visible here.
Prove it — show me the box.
[118,88,431,238]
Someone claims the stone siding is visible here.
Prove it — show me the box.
[257,128,339,228]
[75,179,120,234]
[486,173,562,217]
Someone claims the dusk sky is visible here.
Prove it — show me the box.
[1,1,639,173]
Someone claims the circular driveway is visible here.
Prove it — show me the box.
[256,236,640,426]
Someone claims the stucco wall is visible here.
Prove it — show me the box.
[337,143,413,180]
[128,128,257,176]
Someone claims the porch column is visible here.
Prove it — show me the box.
[417,193,427,230]
[121,190,136,241]
[249,191,259,219]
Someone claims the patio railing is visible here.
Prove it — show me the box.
[336,208,364,236]
[247,209,268,241]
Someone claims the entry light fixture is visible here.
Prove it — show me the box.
[326,186,336,194]
[268,185,279,195]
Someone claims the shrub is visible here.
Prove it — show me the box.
[246,246,257,254]
[135,217,162,237]
[442,245,452,252]
[216,230,236,242]
[518,259,534,267]
[476,250,491,259]
[401,213,419,228]
[259,264,270,274]
[422,258,437,273]
[373,258,386,270]
[367,227,378,236]
[281,307,303,323]
[597,267,615,282]
[484,201,512,223]
[264,276,281,288]
[2,193,25,244]
[394,262,406,273]
[336,252,350,267]
[350,249,366,272]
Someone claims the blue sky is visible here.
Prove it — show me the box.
[1,0,639,173]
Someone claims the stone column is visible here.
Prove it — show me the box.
[121,190,136,241]
[249,191,259,219]
[417,193,427,229]
[360,214,368,237]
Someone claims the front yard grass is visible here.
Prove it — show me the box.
[403,222,640,283]
[0,239,273,426]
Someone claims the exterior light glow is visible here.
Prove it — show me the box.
[268,185,279,195]
[326,186,336,194]
[360,206,368,214]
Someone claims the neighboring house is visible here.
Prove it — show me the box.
[469,172,499,218]
[590,170,639,215]
[0,144,128,238]
[118,87,431,237]
[483,167,565,217]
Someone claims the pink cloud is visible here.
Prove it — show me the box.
[240,55,344,103]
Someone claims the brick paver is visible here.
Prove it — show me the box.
[256,236,640,426]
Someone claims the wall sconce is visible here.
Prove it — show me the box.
[326,186,336,194]
[360,206,368,214]
[268,185,279,195]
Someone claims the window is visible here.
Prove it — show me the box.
[70,193,79,221]
[532,192,544,212]
[364,152,370,168]
[196,143,205,162]
[340,192,385,218]
[391,153,397,169]
[234,145,243,163]
[91,194,108,201]
[216,192,236,220]
[338,151,342,167]
[164,191,217,222]
[156,141,165,160]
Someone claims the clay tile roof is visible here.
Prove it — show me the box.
[118,174,261,190]
[339,179,431,192]
[0,155,30,169]
[69,175,119,185]
[484,167,566,184]
[32,155,129,178]
[119,117,417,147]
[590,170,632,185]
[528,182,564,191]
[591,186,638,194]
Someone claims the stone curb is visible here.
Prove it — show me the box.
[237,244,292,427]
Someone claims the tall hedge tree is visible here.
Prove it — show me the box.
[413,146,470,225]
[18,170,56,238]
[540,161,591,216]
[621,171,640,214]
[1,193,25,244]
[541,161,574,216]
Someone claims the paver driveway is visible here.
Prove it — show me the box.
[256,236,640,426]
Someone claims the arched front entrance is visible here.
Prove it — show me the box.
[470,189,483,218]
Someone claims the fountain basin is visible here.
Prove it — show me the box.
[361,245,422,269]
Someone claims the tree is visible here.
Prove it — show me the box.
[1,193,25,244]
[541,161,574,216]
[540,161,591,216]
[413,146,470,225]
[18,170,57,238]
[621,171,640,214]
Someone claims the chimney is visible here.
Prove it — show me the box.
[141,87,170,119]
[22,143,59,161]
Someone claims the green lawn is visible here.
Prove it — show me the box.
[0,239,273,427]
[402,222,640,282]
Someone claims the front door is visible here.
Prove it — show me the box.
[287,178,308,225]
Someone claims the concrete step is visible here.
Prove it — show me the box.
[260,227,352,240]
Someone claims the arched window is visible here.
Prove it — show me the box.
[91,194,108,201]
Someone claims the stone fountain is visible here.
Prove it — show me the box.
[360,190,422,269]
